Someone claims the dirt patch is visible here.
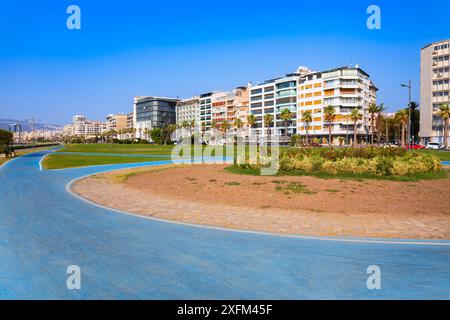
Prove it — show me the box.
[72,164,450,239]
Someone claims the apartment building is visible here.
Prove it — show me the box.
[248,66,377,143]
[133,96,179,139]
[248,67,309,137]
[303,66,377,143]
[126,112,134,129]
[420,39,450,144]
[176,96,200,127]
[63,115,103,137]
[105,113,128,131]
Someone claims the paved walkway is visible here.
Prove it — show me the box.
[0,150,449,299]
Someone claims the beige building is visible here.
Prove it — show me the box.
[420,39,450,144]
[105,113,128,131]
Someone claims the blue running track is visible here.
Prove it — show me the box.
[0,150,449,299]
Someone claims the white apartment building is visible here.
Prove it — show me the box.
[176,96,200,127]
[248,66,377,143]
[420,39,450,144]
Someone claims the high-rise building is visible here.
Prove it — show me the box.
[420,39,450,144]
[133,96,179,139]
[64,115,103,137]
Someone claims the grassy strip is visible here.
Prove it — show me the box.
[225,165,449,182]
[57,144,175,155]
[415,150,450,161]
[43,154,171,170]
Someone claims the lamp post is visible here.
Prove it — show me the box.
[401,81,412,151]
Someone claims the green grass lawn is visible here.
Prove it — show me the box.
[43,154,172,170]
[415,150,450,161]
[57,144,175,155]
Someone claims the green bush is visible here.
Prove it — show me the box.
[241,147,441,177]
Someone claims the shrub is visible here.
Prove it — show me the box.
[237,147,441,177]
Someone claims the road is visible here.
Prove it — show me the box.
[0,149,449,299]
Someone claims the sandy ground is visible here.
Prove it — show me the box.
[72,164,450,239]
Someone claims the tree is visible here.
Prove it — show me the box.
[165,124,177,144]
[149,128,163,144]
[263,114,274,136]
[437,104,450,148]
[301,110,313,146]
[221,120,231,133]
[234,118,243,130]
[368,103,383,145]
[0,129,13,157]
[181,120,190,130]
[410,102,420,142]
[395,109,408,148]
[323,105,336,146]
[247,114,256,131]
[375,104,386,145]
[350,109,362,147]
[280,108,293,138]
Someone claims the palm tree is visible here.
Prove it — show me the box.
[166,124,177,144]
[395,109,408,148]
[181,120,190,130]
[350,108,362,147]
[375,104,386,145]
[368,103,383,145]
[220,120,231,133]
[234,118,243,130]
[301,110,313,146]
[323,105,336,146]
[437,104,450,148]
[247,114,256,130]
[263,114,274,137]
[280,108,293,138]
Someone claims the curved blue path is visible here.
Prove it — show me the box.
[0,150,449,299]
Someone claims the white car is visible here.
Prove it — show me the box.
[426,142,441,150]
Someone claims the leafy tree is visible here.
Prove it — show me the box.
[149,128,163,144]
[0,129,13,156]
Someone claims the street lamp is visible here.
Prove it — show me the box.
[401,81,412,151]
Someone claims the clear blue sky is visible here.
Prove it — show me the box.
[0,0,448,125]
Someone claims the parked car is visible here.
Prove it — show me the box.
[426,142,441,150]
[405,143,426,150]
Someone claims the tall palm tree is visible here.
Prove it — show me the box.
[350,108,362,147]
[301,110,313,146]
[181,120,190,130]
[280,108,293,138]
[166,124,177,144]
[234,118,243,130]
[368,103,383,145]
[395,109,408,148]
[220,120,231,133]
[438,104,450,148]
[263,114,274,137]
[247,114,256,129]
[323,105,336,146]
[375,103,385,145]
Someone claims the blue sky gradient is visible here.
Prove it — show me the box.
[0,0,449,124]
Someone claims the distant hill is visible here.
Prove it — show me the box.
[0,119,63,132]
